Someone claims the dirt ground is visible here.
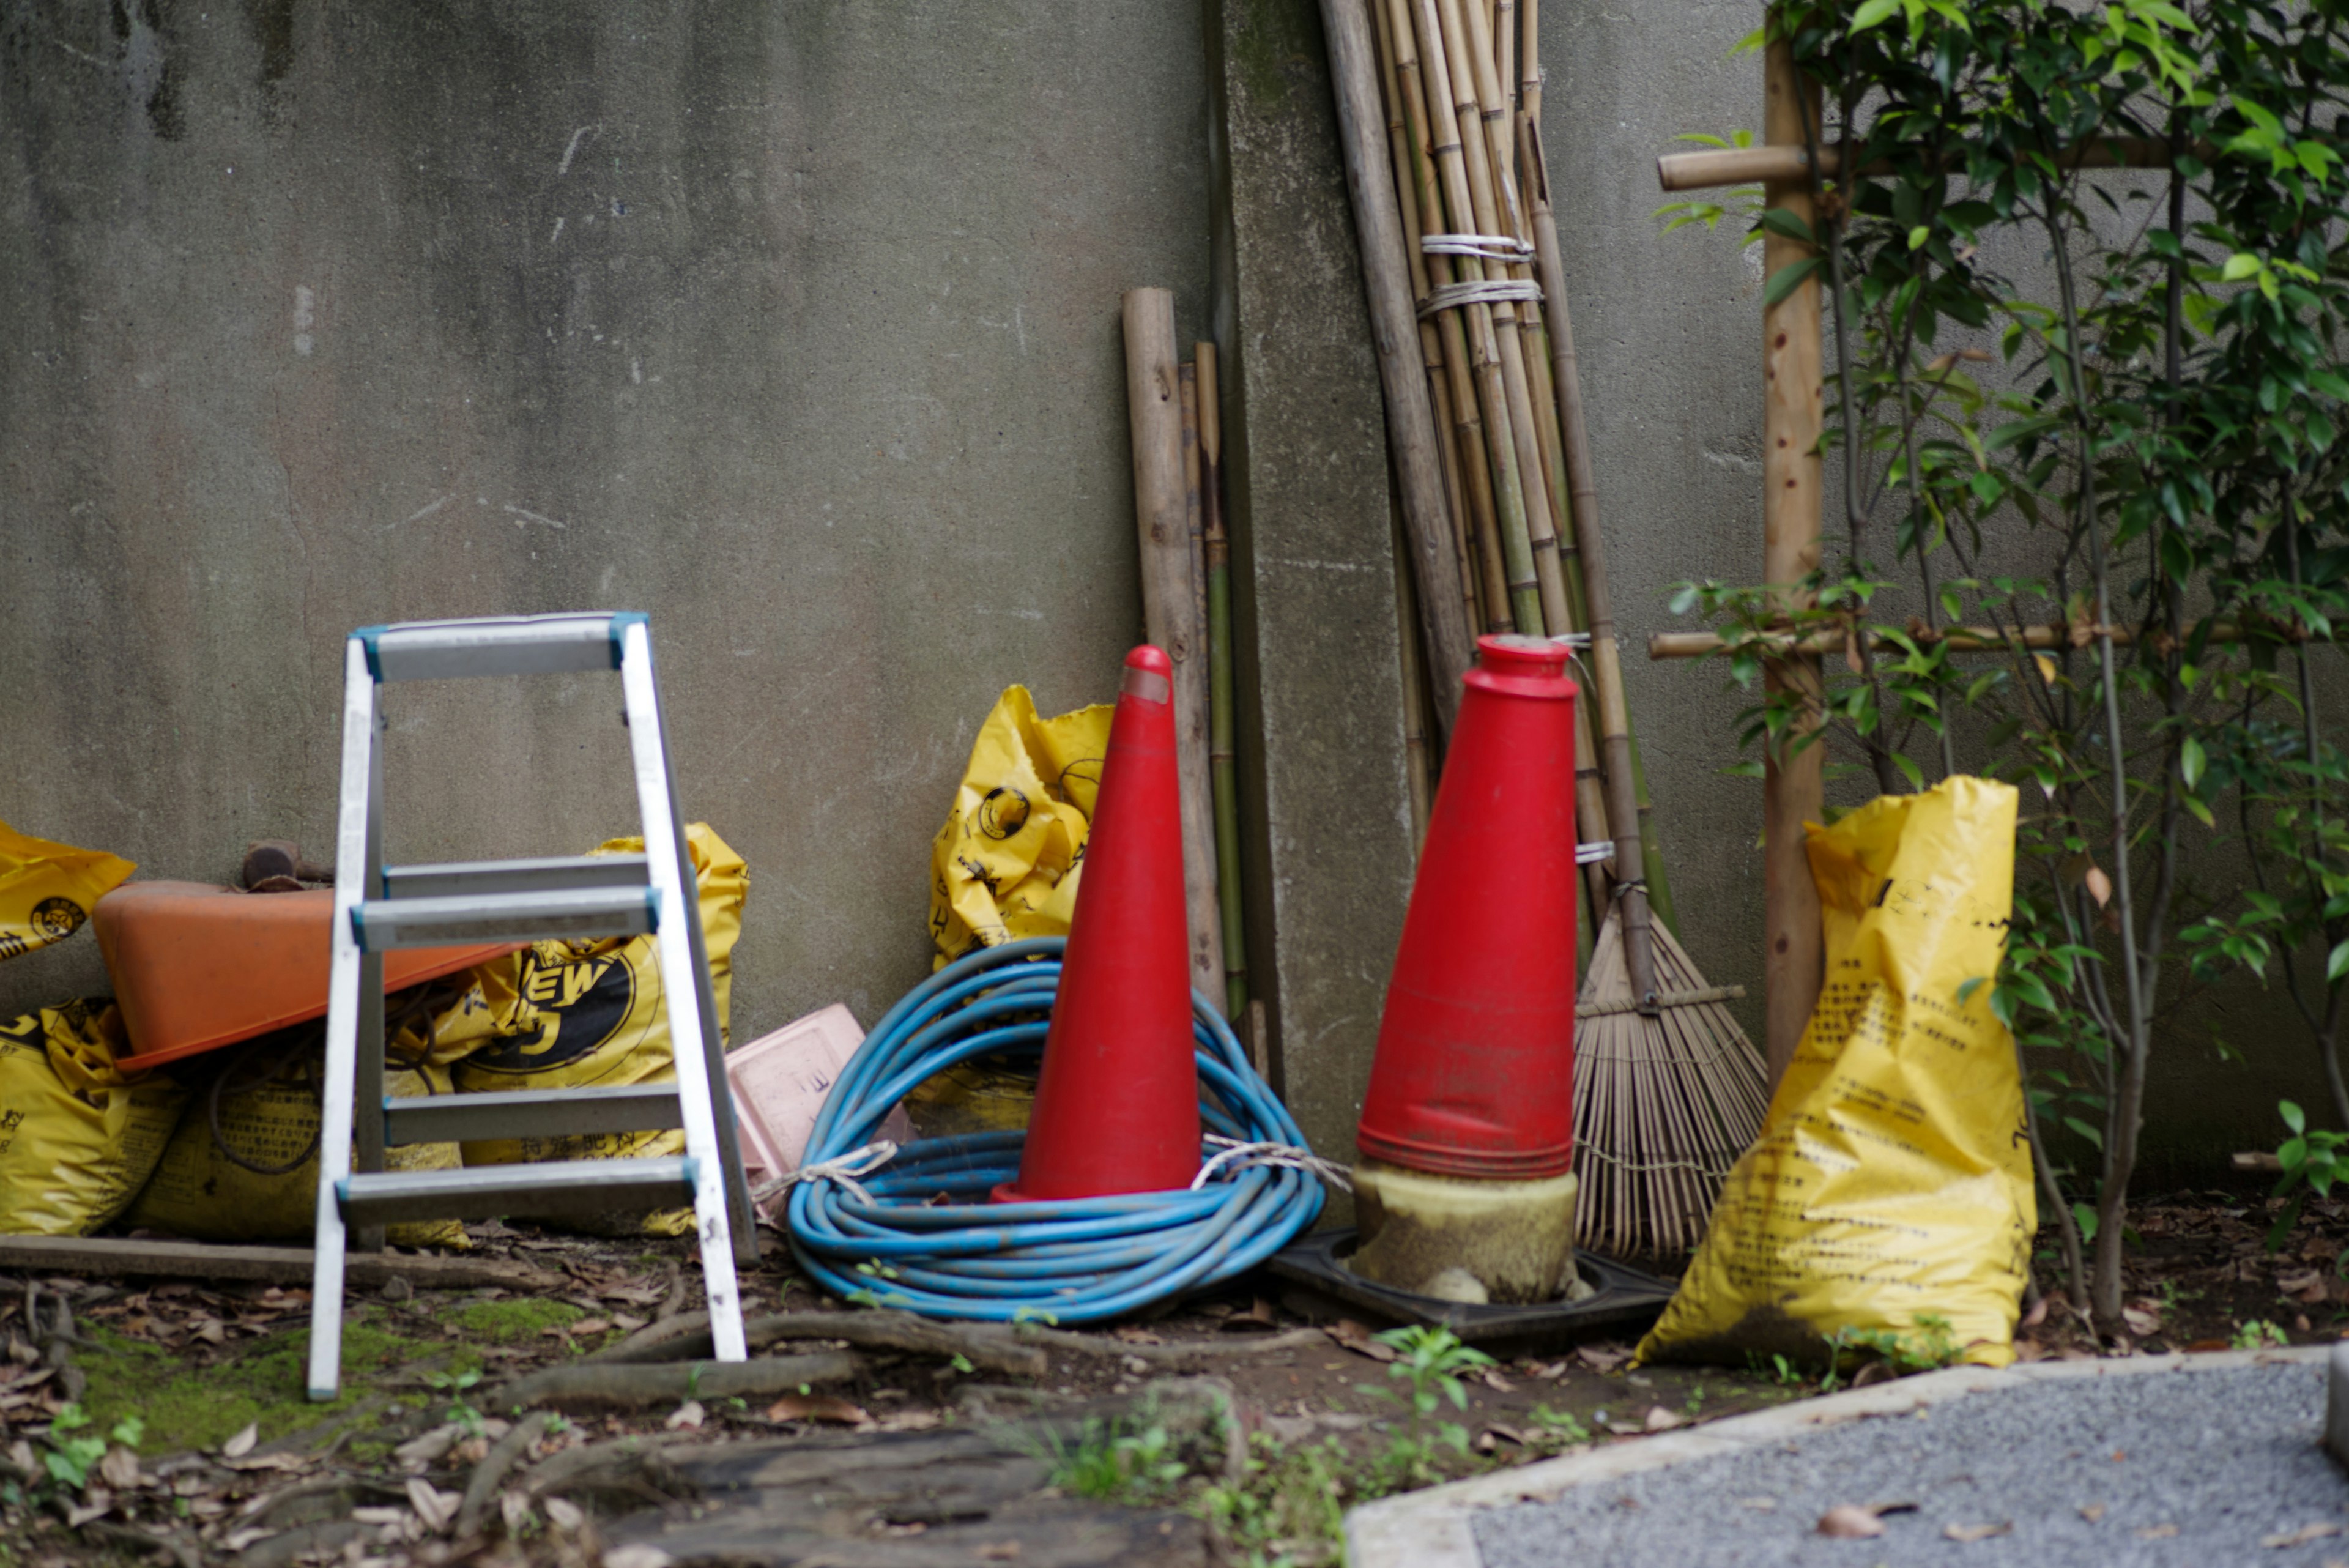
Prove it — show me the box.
[1,1186,2342,1567]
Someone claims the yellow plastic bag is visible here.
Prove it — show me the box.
[125,1046,467,1249]
[451,824,747,1236]
[929,686,1111,965]
[1636,776,2035,1371]
[0,1000,186,1235]
[0,820,135,963]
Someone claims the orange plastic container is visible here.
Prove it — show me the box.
[95,882,517,1069]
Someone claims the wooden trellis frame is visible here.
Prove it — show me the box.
[1654,40,2178,1087]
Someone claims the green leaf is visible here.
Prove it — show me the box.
[1849,0,1902,31]
[2180,735,2204,790]
[1756,207,1815,245]
[2284,1099,2309,1136]
[1762,255,1822,309]
[2063,1115,2105,1150]
[2071,1202,2099,1246]
[2329,940,2349,984]
[2222,251,2263,283]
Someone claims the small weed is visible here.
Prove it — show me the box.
[1028,1416,1189,1506]
[423,1369,487,1437]
[40,1404,142,1490]
[2232,1318,2290,1350]
[1526,1403,1591,1447]
[1357,1325,1491,1486]
[1195,1433,1350,1567]
[1820,1313,1964,1388]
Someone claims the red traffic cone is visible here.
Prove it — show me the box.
[1357,634,1579,1179]
[997,645,1201,1202]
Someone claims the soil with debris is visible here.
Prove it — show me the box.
[6,1184,2338,1566]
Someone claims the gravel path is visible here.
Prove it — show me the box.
[1471,1361,2349,1567]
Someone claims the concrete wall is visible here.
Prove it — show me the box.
[0,0,2309,1169]
[0,0,1211,1035]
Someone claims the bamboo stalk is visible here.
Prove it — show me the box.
[1442,0,1570,640]
[1383,0,1516,631]
[1318,0,1477,735]
[1647,619,2278,658]
[1657,135,2199,194]
[1371,0,1485,641]
[1408,0,1545,635]
[1522,116,1654,1008]
[1394,501,1436,852]
[1759,39,1825,1091]
[1519,0,1540,122]
[1123,291,1226,1008]
[1198,344,1249,1020]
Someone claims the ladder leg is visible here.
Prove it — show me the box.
[310,641,377,1401]
[616,623,748,1361]
[354,716,388,1254]
[665,745,760,1268]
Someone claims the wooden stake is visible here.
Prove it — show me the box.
[1318,0,1476,734]
[1760,39,1824,1090]
[1123,291,1225,1008]
[1197,343,1250,1019]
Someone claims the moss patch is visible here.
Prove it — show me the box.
[449,1296,583,1345]
[75,1309,456,1458]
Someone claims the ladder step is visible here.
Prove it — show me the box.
[383,853,648,901]
[385,1084,682,1146]
[352,886,658,950]
[337,1157,698,1225]
[355,613,645,683]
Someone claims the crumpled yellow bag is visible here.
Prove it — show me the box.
[928,686,1111,965]
[0,1000,186,1235]
[446,823,747,1237]
[0,820,135,963]
[1636,776,2035,1370]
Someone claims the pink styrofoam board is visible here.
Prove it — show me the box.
[729,1003,909,1216]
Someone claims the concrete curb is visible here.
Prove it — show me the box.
[1343,1345,2331,1568]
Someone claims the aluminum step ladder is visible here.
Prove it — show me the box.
[307,612,753,1400]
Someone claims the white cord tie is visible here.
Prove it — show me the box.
[1422,232,1537,265]
[1418,280,1544,319]
[751,1139,899,1209]
[1192,1135,1354,1192]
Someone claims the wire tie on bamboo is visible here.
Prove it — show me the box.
[1417,279,1543,319]
[1579,984,1748,1017]
[749,1140,899,1210]
[1192,1135,1355,1192]
[1422,232,1538,264]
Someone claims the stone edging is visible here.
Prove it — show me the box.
[1343,1344,2331,1568]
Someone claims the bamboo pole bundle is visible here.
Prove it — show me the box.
[1376,0,1515,632]
[1122,290,1226,1010]
[1316,0,1477,735]
[1196,344,1249,1020]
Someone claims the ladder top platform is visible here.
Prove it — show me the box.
[353,612,648,683]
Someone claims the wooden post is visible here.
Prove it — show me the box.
[1123,289,1226,1008]
[1316,0,1474,735]
[1760,38,1824,1090]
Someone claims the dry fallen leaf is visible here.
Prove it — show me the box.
[1738,1498,1776,1512]
[2120,1306,2162,1337]
[601,1547,675,1568]
[406,1477,458,1535]
[976,1545,1022,1562]
[501,1492,534,1535]
[1479,1369,1516,1394]
[765,1394,871,1426]
[98,1445,140,1491]
[610,1313,648,1333]
[2262,1523,2343,1548]
[2080,1504,2106,1523]
[664,1400,705,1431]
[1326,1320,1398,1364]
[1945,1522,2012,1543]
[1576,1343,1633,1373]
[1113,1326,1165,1346]
[221,1422,258,1459]
[1472,1425,1529,1454]
[2136,1524,2180,1540]
[1817,1506,1887,1539]
[545,1496,586,1533]
[1642,1406,1686,1433]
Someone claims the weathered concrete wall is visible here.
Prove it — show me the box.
[1208,0,1415,1200]
[0,0,1211,1038]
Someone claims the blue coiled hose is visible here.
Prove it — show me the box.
[783,937,1328,1323]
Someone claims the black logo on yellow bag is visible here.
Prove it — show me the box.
[31,899,83,941]
[464,946,637,1075]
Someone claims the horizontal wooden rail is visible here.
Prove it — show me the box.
[1649,620,2295,660]
[1658,136,2189,193]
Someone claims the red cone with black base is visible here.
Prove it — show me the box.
[1357,634,1579,1179]
[997,645,1200,1202]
